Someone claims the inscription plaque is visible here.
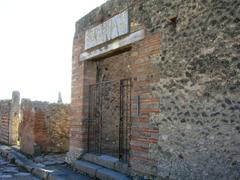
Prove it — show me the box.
[85,10,129,50]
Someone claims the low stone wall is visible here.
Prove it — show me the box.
[0,92,20,145]
[19,99,70,155]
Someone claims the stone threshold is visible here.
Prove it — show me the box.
[81,153,130,175]
[71,153,131,180]
[73,160,131,180]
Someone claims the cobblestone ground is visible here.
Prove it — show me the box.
[0,155,39,180]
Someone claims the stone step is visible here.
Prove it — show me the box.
[81,153,129,175]
[73,160,131,180]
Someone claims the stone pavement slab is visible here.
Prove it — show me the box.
[0,155,39,180]
[74,160,131,180]
[0,144,92,180]
[33,154,66,166]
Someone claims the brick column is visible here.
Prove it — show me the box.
[67,38,96,163]
[128,33,161,176]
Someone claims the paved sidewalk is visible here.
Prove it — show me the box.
[0,155,39,180]
[0,144,91,180]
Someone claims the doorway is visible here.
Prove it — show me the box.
[87,78,131,162]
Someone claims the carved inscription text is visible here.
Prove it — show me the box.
[85,10,129,50]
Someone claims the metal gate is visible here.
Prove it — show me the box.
[88,79,131,162]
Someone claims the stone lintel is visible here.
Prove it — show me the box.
[85,10,129,50]
[80,29,145,62]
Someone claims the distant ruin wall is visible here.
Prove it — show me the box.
[0,92,20,145]
[20,99,70,155]
[0,100,11,144]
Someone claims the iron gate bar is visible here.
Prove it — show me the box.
[87,85,90,152]
[87,78,132,162]
[119,80,124,160]
[119,79,132,162]
[99,83,103,154]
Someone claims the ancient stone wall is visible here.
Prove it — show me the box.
[0,92,20,145]
[20,99,70,155]
[0,100,11,144]
[69,0,240,179]
[9,92,21,145]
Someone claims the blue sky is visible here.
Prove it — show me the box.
[0,0,106,103]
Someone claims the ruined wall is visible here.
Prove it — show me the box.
[19,99,35,155]
[0,92,20,145]
[0,100,11,144]
[69,0,240,179]
[146,0,240,179]
[20,100,70,155]
[9,92,21,145]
